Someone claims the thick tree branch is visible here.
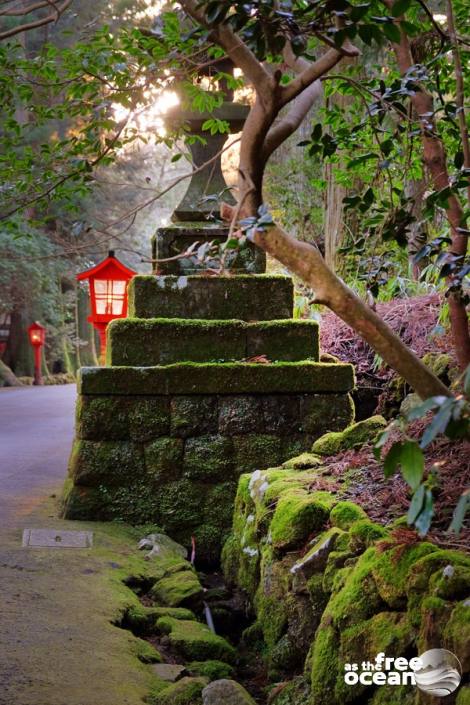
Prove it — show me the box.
[179,0,273,101]
[262,81,322,162]
[281,47,355,105]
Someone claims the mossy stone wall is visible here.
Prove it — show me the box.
[64,391,354,561]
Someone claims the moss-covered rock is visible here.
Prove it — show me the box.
[151,607,196,621]
[151,676,208,705]
[156,617,237,664]
[187,660,235,681]
[329,502,368,530]
[132,637,163,663]
[201,679,257,705]
[281,453,323,470]
[311,415,387,456]
[270,491,332,552]
[348,520,387,553]
[371,542,439,609]
[444,600,470,670]
[150,567,203,607]
[309,624,340,705]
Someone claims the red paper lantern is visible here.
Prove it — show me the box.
[77,250,136,363]
[28,321,46,385]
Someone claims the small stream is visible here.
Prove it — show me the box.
[121,568,269,703]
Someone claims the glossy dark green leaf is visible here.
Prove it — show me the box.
[407,484,425,524]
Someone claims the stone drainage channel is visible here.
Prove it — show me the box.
[114,536,269,705]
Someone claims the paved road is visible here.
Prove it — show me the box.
[0,384,76,528]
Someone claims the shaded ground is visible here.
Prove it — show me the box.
[0,385,160,705]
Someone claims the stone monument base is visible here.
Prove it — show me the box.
[63,275,355,562]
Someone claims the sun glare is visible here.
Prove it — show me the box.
[113,90,180,138]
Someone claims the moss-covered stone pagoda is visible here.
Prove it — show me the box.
[62,84,355,561]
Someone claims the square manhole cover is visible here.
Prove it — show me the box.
[22,529,93,548]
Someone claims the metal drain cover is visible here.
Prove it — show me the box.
[22,529,93,548]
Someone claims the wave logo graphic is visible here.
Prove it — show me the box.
[412,649,462,697]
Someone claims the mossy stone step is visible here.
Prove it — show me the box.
[78,361,355,396]
[107,318,319,366]
[156,616,237,663]
[128,275,293,321]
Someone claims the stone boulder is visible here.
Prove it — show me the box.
[202,679,256,705]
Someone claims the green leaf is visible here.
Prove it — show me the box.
[400,441,424,490]
[449,490,470,534]
[374,429,390,460]
[391,0,412,17]
[420,400,454,448]
[383,441,403,478]
[350,3,370,22]
[382,23,401,43]
[464,364,470,397]
[407,484,425,524]
[414,489,434,536]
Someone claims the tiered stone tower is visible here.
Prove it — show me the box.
[63,81,355,562]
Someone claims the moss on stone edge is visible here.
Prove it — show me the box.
[311,415,387,455]
[78,361,355,396]
[108,317,319,366]
[150,568,203,608]
[156,617,237,664]
[150,676,208,705]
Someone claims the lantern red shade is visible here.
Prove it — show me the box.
[28,321,46,385]
[77,250,136,363]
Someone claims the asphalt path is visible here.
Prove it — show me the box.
[0,384,76,528]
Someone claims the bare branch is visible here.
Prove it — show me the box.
[0,0,72,40]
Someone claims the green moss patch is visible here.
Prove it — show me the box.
[150,568,203,608]
[150,676,208,705]
[312,415,387,456]
[186,660,235,681]
[270,491,332,552]
[156,617,237,663]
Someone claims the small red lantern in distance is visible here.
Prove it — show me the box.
[28,321,46,385]
[77,250,136,363]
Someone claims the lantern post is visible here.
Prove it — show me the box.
[28,321,46,385]
[77,251,136,364]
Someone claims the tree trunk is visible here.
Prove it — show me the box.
[0,359,23,387]
[384,0,470,370]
